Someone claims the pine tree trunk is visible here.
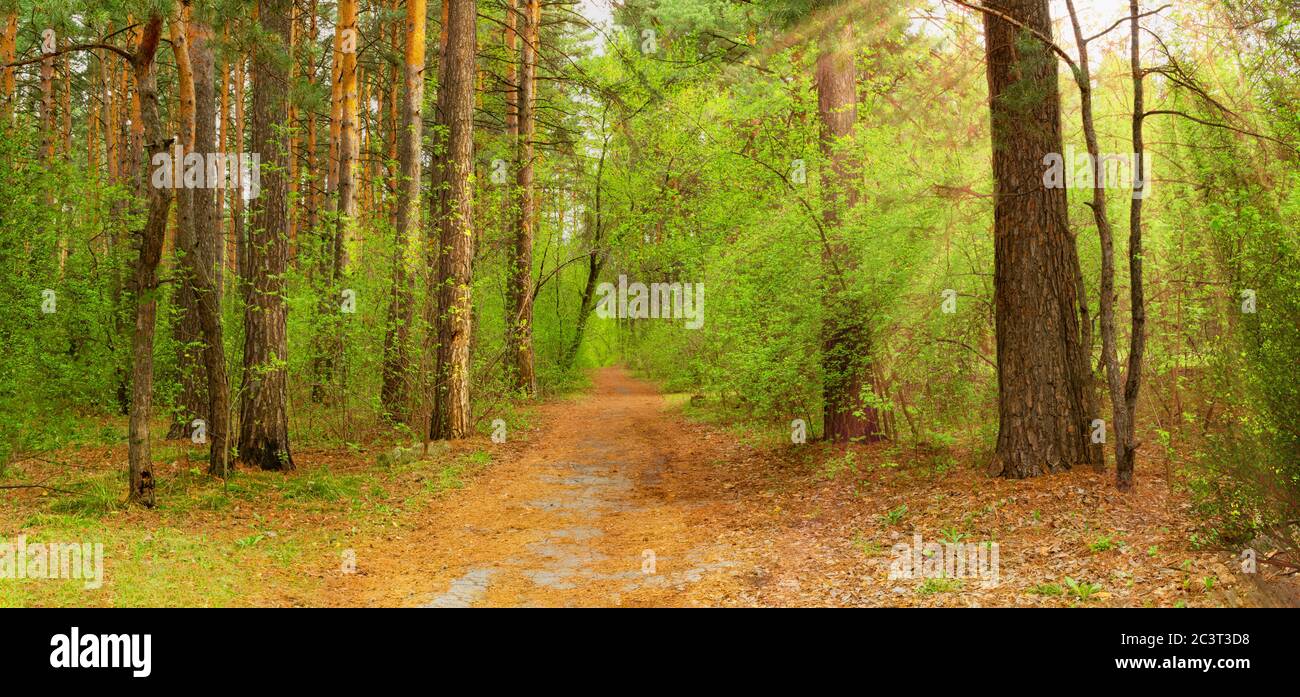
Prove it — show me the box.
[188,17,232,477]
[816,19,880,444]
[505,0,538,395]
[417,0,451,435]
[232,55,247,299]
[335,0,359,262]
[302,0,319,247]
[313,0,358,403]
[380,0,428,422]
[430,0,477,440]
[1,14,16,123]
[126,15,169,507]
[563,128,609,370]
[238,0,294,471]
[287,13,299,261]
[984,0,1095,477]
[39,25,55,160]
[1120,0,1148,490]
[168,4,207,441]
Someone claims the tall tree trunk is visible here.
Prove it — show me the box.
[429,0,477,440]
[816,19,879,444]
[984,0,1095,477]
[302,0,319,249]
[335,0,359,264]
[232,54,247,297]
[565,212,605,370]
[60,57,71,157]
[126,15,169,507]
[39,24,55,160]
[563,129,609,371]
[103,33,119,183]
[239,0,294,471]
[216,30,228,289]
[313,0,358,403]
[1120,0,1148,490]
[1061,0,1149,489]
[168,3,207,441]
[1066,0,1127,478]
[417,0,451,434]
[504,0,518,146]
[1,13,15,123]
[380,0,427,422]
[505,0,538,395]
[386,0,400,228]
[287,11,298,260]
[188,16,232,477]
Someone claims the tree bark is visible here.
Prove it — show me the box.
[238,0,294,471]
[335,0,359,265]
[126,15,169,507]
[312,0,358,403]
[429,0,477,440]
[188,16,232,477]
[381,0,428,422]
[566,249,605,370]
[1120,0,1148,490]
[1,14,15,123]
[39,23,55,160]
[302,0,319,252]
[232,54,247,298]
[505,0,538,394]
[816,19,880,444]
[168,3,207,441]
[38,21,54,159]
[983,0,1095,477]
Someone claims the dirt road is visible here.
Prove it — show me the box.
[325,367,1262,608]
[333,367,754,607]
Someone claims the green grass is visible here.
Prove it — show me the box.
[881,504,908,526]
[1088,533,1121,553]
[939,526,969,544]
[1,413,512,607]
[852,533,884,556]
[280,472,362,502]
[422,450,493,495]
[47,476,122,518]
[1027,582,1063,596]
[819,450,859,480]
[1063,577,1103,601]
[917,576,963,594]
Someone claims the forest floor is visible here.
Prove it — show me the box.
[2,367,1294,607]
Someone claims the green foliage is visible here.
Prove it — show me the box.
[1154,41,1300,555]
[1088,534,1120,553]
[1026,582,1063,597]
[279,472,362,502]
[881,503,907,526]
[916,576,962,595]
[1063,577,1102,602]
[0,123,135,473]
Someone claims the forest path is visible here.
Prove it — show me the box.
[320,367,1260,608]
[332,367,755,607]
